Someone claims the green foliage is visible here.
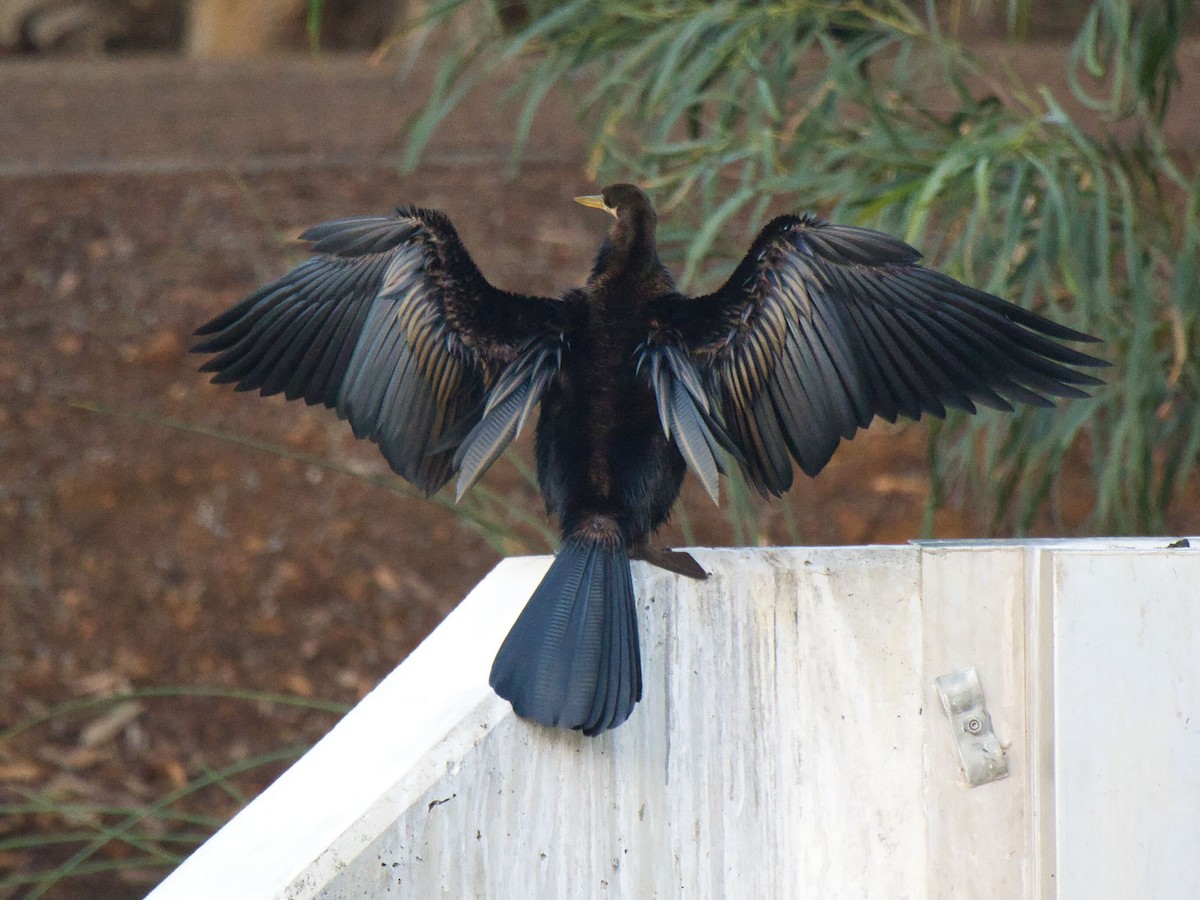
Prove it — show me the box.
[399,0,1199,534]
[307,0,325,53]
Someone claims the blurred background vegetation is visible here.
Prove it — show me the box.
[3,0,1195,533]
[394,0,1200,536]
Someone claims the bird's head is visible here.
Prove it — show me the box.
[574,184,654,222]
[575,184,660,281]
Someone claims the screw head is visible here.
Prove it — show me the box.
[964,716,983,734]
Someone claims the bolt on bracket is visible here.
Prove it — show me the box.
[935,666,1009,787]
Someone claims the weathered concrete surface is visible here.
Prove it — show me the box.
[149,540,1200,900]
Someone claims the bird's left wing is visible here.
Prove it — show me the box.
[194,208,563,496]
[651,214,1108,497]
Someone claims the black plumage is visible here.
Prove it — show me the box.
[194,183,1108,735]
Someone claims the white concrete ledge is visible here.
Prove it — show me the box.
[149,540,1200,899]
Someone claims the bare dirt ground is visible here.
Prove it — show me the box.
[0,50,1195,897]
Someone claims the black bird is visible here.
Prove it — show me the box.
[193,183,1107,735]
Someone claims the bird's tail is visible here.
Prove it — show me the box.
[489,517,641,736]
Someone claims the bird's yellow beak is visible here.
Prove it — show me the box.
[574,195,616,217]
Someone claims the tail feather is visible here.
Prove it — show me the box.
[490,534,641,736]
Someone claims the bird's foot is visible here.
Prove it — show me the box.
[630,544,709,580]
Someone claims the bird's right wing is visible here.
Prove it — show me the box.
[194,207,563,496]
[651,214,1108,497]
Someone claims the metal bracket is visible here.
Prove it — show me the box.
[935,666,1009,787]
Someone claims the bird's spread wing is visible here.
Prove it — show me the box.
[193,208,562,495]
[651,214,1108,497]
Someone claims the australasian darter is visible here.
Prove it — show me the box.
[195,183,1107,735]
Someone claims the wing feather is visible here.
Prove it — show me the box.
[652,214,1108,495]
[452,337,561,500]
[636,342,736,503]
[195,207,562,495]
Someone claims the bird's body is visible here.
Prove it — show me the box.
[539,199,685,550]
[537,307,686,546]
[195,184,1107,735]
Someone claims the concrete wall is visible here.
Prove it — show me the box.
[149,540,1200,899]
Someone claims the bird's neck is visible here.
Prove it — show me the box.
[591,213,661,288]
